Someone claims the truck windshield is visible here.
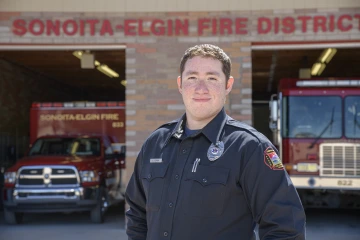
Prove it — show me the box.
[345,96,360,139]
[282,96,342,138]
[28,137,101,156]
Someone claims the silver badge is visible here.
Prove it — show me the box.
[207,141,224,161]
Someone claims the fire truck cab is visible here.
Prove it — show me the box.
[269,78,360,208]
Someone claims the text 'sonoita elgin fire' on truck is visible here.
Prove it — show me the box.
[2,101,126,224]
[269,78,360,209]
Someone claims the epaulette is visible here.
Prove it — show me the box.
[152,119,180,134]
[226,116,253,130]
[226,116,270,143]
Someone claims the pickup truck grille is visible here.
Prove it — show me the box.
[17,166,79,187]
[320,143,360,177]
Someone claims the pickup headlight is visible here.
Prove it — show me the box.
[79,170,99,182]
[4,172,16,184]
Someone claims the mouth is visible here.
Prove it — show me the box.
[193,98,211,102]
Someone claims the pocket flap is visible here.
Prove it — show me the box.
[141,163,169,182]
[185,164,229,187]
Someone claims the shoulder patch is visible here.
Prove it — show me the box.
[264,147,284,170]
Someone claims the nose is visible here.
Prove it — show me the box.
[194,80,209,94]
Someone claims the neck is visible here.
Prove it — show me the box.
[185,111,220,130]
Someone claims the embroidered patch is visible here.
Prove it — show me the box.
[150,158,162,163]
[264,147,284,170]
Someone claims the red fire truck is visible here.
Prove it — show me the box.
[2,101,126,224]
[269,78,360,208]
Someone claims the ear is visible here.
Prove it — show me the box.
[226,76,234,94]
[177,76,182,93]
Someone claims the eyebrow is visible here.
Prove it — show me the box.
[184,71,221,77]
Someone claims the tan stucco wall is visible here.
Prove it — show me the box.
[0,0,359,12]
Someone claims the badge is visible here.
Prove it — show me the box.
[207,141,224,161]
[264,147,284,170]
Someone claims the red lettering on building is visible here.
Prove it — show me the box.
[29,19,45,36]
[274,17,280,34]
[297,16,311,32]
[124,19,137,36]
[220,18,232,35]
[46,20,60,36]
[151,19,165,36]
[167,19,173,36]
[100,19,114,36]
[62,20,78,36]
[355,14,360,30]
[79,20,85,36]
[235,18,248,34]
[258,17,272,34]
[313,16,327,32]
[198,18,210,35]
[329,15,335,32]
[86,19,99,36]
[175,19,188,36]
[211,18,217,35]
[12,19,26,36]
[10,15,360,37]
[282,17,295,34]
[338,15,352,32]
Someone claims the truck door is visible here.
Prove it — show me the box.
[103,139,122,202]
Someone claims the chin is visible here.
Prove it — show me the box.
[191,110,216,121]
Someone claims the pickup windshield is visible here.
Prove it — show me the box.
[28,137,101,156]
[282,96,342,138]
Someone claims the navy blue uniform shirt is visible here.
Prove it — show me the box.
[125,108,306,240]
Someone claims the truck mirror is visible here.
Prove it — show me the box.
[269,94,278,131]
[270,100,278,122]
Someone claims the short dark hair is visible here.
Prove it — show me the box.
[179,44,232,81]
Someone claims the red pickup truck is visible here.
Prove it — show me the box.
[2,101,126,224]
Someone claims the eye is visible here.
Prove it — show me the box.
[208,77,217,81]
[188,76,196,80]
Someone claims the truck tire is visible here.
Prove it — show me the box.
[4,209,23,224]
[90,186,108,223]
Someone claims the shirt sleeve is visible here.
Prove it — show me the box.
[240,141,306,240]
[125,145,147,240]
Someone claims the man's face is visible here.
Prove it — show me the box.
[177,56,234,127]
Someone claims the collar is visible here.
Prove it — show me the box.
[162,108,228,149]
[161,114,186,149]
[201,107,228,145]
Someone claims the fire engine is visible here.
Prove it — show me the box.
[269,78,360,208]
[3,101,126,224]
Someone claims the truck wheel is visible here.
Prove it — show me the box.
[90,187,108,223]
[4,209,23,224]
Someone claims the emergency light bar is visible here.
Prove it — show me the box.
[32,102,125,108]
[296,80,360,87]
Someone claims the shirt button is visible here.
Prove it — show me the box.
[182,149,187,154]
[147,174,152,179]
[175,174,179,180]
[168,202,173,208]
[163,232,168,237]
[202,178,207,183]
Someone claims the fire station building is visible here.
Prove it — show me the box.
[0,0,360,199]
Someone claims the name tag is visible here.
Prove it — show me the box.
[150,158,162,163]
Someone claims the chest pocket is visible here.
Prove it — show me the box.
[184,164,230,217]
[141,163,169,211]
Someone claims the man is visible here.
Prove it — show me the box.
[125,44,306,240]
